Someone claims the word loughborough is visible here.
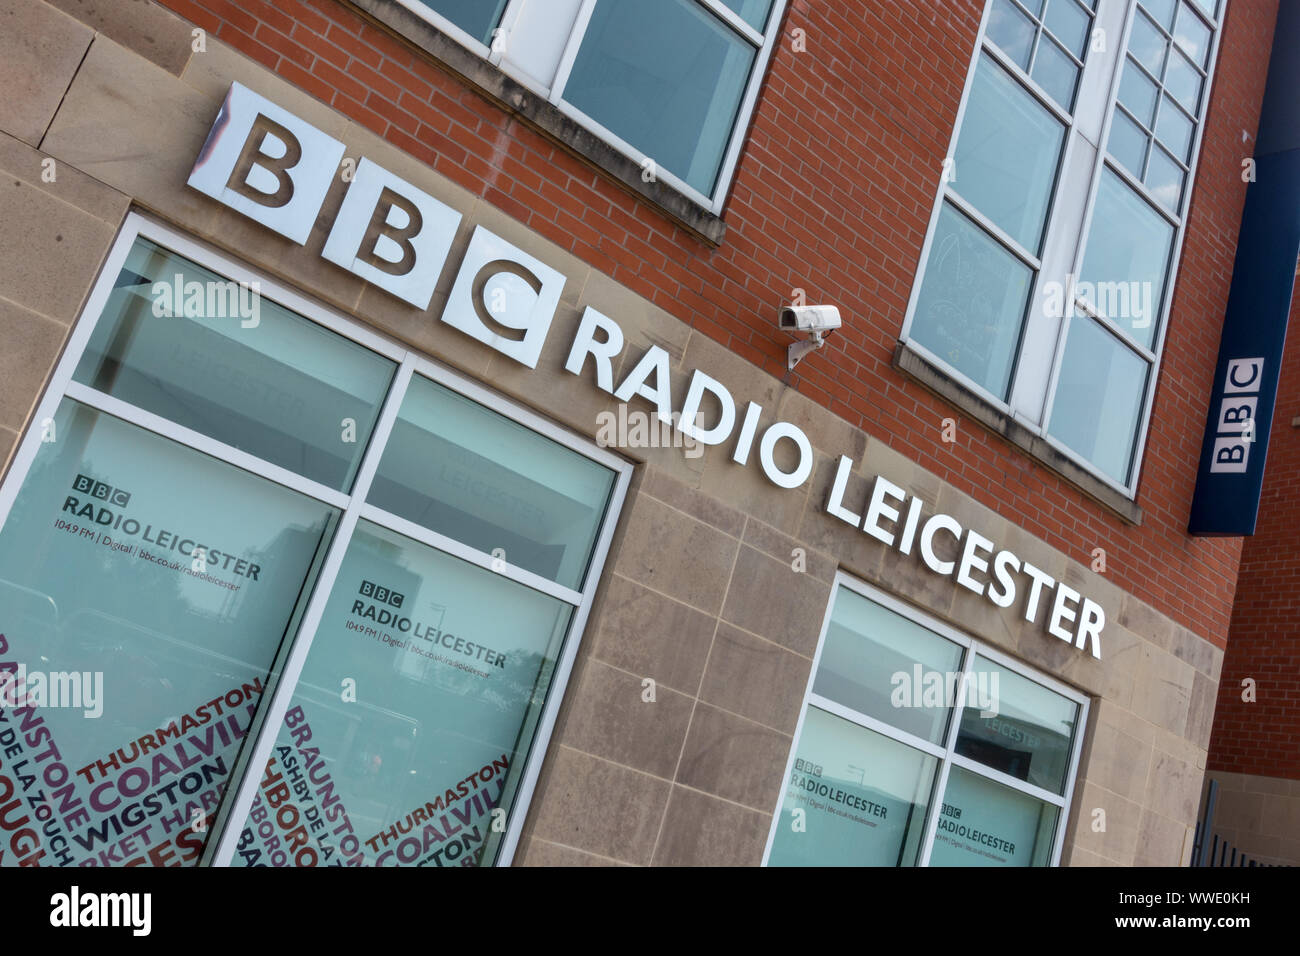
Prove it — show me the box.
[828,461,1104,658]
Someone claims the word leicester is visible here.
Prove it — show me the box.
[829,462,1104,659]
[189,82,1107,660]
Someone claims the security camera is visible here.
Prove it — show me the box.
[779,305,842,334]
[780,304,842,370]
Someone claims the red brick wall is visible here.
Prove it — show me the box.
[1208,288,1300,779]
[155,0,1278,647]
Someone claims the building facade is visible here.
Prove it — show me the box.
[0,0,1285,867]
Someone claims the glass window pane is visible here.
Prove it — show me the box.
[1173,1,1212,66]
[987,0,1037,69]
[952,57,1066,253]
[767,708,937,867]
[1164,48,1204,112]
[953,656,1080,794]
[1043,0,1089,57]
[368,375,615,592]
[562,0,757,196]
[1031,35,1080,110]
[1118,57,1158,126]
[930,765,1059,866]
[1155,96,1195,161]
[1128,9,1168,76]
[911,204,1035,400]
[812,587,965,745]
[1189,0,1218,20]
[1078,167,1175,349]
[1047,316,1149,484]
[718,0,774,31]
[1140,0,1176,29]
[415,0,508,45]
[1145,144,1186,212]
[0,399,339,867]
[1109,109,1150,176]
[230,520,573,868]
[72,238,396,493]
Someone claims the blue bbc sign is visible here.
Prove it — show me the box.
[1188,2,1300,537]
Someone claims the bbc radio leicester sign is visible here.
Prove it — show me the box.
[188,82,1106,659]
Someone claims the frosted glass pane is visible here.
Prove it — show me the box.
[73,238,396,492]
[369,375,615,591]
[563,0,756,196]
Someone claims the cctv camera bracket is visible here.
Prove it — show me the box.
[787,330,827,370]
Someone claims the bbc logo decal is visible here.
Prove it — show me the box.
[359,579,404,608]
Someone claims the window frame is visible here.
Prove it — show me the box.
[1037,0,1226,495]
[900,0,1092,424]
[388,0,788,214]
[900,0,1228,500]
[761,571,1090,868]
[0,211,633,868]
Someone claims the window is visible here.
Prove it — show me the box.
[0,214,629,868]
[763,576,1087,867]
[903,0,1226,498]
[905,0,1091,413]
[1042,0,1221,487]
[398,0,787,211]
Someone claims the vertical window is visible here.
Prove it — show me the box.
[905,0,1093,402]
[397,0,785,211]
[764,578,1087,868]
[230,375,618,868]
[0,215,629,868]
[1042,0,1222,487]
[904,0,1226,497]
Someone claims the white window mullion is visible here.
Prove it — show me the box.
[917,640,976,866]
[493,0,585,97]
[1008,0,1132,427]
[206,357,417,866]
[547,0,598,106]
[696,0,765,45]
[807,693,948,761]
[947,753,1069,807]
[357,502,585,605]
[63,381,352,511]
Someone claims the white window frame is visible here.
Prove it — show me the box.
[390,0,788,214]
[761,571,1090,868]
[0,211,633,868]
[900,0,1228,499]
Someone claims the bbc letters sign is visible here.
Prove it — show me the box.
[188,83,1107,659]
[190,83,562,367]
